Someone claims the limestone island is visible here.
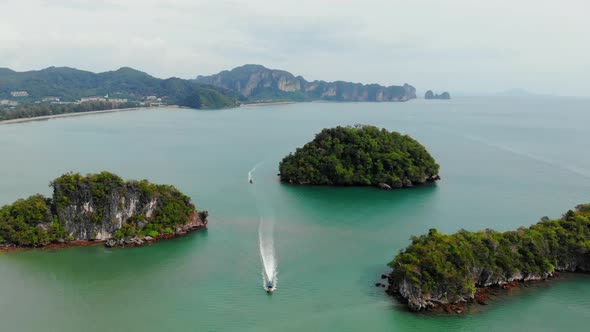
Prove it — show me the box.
[425,90,450,100]
[385,204,590,313]
[0,172,208,250]
[278,125,440,189]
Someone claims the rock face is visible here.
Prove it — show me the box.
[390,262,590,312]
[56,183,158,241]
[104,211,207,248]
[0,172,208,248]
[387,205,590,312]
[424,90,451,100]
[196,64,416,103]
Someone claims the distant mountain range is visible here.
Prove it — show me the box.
[0,65,416,110]
[196,64,416,102]
[0,67,240,109]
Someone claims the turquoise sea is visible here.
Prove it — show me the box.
[0,98,589,331]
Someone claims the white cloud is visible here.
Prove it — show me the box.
[0,0,589,95]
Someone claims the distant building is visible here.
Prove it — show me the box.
[108,98,128,103]
[42,97,60,102]
[0,100,18,106]
[80,97,107,103]
[10,91,29,97]
[146,96,158,101]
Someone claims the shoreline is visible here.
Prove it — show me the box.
[0,217,207,253]
[0,105,184,125]
[384,271,589,315]
[239,101,298,107]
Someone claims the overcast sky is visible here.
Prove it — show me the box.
[1,0,589,96]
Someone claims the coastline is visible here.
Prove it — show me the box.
[239,101,298,107]
[0,105,184,125]
[0,212,207,252]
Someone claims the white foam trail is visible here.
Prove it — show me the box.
[259,217,277,291]
[426,124,590,180]
[248,161,264,183]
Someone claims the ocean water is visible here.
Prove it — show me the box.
[0,98,589,331]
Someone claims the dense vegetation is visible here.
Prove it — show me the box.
[0,66,240,111]
[0,101,143,121]
[389,204,590,305]
[279,125,440,187]
[0,172,199,246]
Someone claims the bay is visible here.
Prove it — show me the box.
[1,98,589,331]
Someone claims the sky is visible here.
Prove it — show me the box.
[1,0,589,96]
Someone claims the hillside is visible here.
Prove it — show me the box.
[0,66,240,109]
[196,64,416,103]
[279,125,440,188]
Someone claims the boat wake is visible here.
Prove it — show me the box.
[248,160,278,292]
[426,124,590,181]
[248,162,263,183]
[259,217,277,292]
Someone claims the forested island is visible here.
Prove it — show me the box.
[424,90,451,100]
[386,204,590,312]
[279,125,440,188]
[0,172,208,249]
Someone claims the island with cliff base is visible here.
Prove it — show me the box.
[0,172,208,250]
[278,125,440,189]
[425,90,450,100]
[385,204,590,313]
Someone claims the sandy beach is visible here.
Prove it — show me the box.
[0,106,185,125]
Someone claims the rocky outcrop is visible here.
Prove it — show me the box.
[104,211,207,248]
[0,172,208,249]
[425,90,451,100]
[56,182,159,241]
[386,204,590,312]
[196,64,416,103]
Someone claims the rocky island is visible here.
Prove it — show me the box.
[386,204,590,312]
[425,90,451,100]
[279,125,440,188]
[0,172,208,249]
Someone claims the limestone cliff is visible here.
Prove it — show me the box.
[195,64,416,103]
[424,90,451,100]
[0,172,207,248]
[386,205,590,312]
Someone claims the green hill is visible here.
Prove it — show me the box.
[0,66,240,108]
[279,125,440,188]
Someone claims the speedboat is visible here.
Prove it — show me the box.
[266,281,274,292]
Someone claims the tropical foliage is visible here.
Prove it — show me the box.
[0,66,240,121]
[0,101,143,121]
[0,172,197,246]
[279,125,439,187]
[390,204,590,302]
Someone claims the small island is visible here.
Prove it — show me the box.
[0,172,208,249]
[279,125,440,188]
[425,90,451,100]
[386,204,590,313]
